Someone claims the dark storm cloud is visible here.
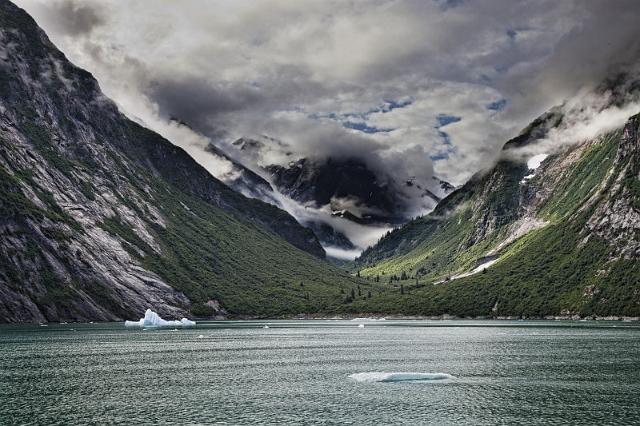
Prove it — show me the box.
[146,79,265,137]
[27,0,105,36]
[496,0,640,126]
[14,0,640,187]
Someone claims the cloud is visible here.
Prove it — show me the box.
[14,0,640,189]
[504,91,640,160]
[267,187,393,253]
[22,0,105,36]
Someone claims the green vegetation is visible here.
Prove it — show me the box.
[350,218,639,317]
[358,160,528,282]
[1,0,637,320]
[539,132,619,219]
[351,127,640,317]
[116,180,368,316]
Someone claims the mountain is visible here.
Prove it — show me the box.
[266,157,452,225]
[0,1,365,322]
[204,143,281,206]
[354,104,640,318]
[208,137,454,252]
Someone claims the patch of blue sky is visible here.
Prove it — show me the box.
[343,121,393,134]
[487,99,507,111]
[435,0,465,11]
[436,114,462,127]
[432,114,461,160]
[309,98,412,134]
[430,152,450,161]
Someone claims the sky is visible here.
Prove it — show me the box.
[14,0,640,188]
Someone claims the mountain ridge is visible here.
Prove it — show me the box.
[0,0,367,322]
[353,107,639,317]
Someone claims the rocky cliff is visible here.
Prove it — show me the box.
[0,1,362,322]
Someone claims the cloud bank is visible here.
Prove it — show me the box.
[15,0,640,186]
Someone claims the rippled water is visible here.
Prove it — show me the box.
[1,320,639,425]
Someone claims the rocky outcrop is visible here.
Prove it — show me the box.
[0,1,356,322]
[586,114,640,259]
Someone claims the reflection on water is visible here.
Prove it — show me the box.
[1,320,639,425]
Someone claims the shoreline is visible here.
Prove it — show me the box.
[4,314,640,325]
[225,313,640,322]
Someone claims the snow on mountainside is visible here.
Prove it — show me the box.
[205,135,454,258]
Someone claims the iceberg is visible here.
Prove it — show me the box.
[349,372,454,383]
[124,309,196,328]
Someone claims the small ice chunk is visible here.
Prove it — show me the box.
[263,325,269,329]
[358,324,365,328]
[124,309,196,328]
[197,334,204,339]
[349,372,454,383]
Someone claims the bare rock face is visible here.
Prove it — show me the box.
[0,1,333,322]
[587,115,640,259]
[0,1,199,322]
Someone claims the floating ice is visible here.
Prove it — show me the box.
[124,309,196,328]
[358,324,365,328]
[263,325,270,329]
[351,317,386,321]
[349,372,454,383]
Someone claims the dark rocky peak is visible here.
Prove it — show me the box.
[502,107,565,151]
[266,156,402,223]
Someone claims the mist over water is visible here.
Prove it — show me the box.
[1,320,639,425]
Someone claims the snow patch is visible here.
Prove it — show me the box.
[527,153,548,170]
[349,372,455,383]
[124,309,195,327]
[488,217,549,256]
[521,153,548,182]
[470,258,499,274]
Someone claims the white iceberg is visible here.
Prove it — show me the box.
[349,372,454,383]
[124,309,196,328]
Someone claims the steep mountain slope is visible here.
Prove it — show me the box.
[354,110,640,317]
[266,157,452,224]
[204,143,282,207]
[0,1,364,322]
[209,136,454,252]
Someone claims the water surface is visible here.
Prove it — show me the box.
[1,320,639,425]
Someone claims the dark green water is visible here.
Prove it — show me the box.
[1,320,639,425]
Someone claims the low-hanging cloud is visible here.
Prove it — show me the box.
[504,84,640,161]
[15,0,640,188]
